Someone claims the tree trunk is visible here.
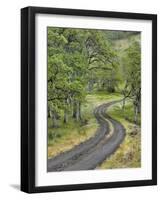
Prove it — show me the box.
[72,101,77,119]
[76,102,81,121]
[79,102,81,120]
[63,109,68,123]
[88,80,94,92]
[48,107,50,118]
[64,98,68,123]
[134,105,138,124]
[49,110,57,127]
[97,81,100,90]
[137,99,141,113]
[76,102,79,121]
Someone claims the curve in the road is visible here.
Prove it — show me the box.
[47,100,125,172]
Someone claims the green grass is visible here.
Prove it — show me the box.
[98,100,141,169]
[48,118,98,158]
[108,100,141,125]
[48,92,122,158]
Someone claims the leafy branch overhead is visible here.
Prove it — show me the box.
[47,27,141,125]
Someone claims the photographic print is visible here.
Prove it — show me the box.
[21,6,157,193]
[47,28,141,172]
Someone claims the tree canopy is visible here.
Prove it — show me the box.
[47,27,141,125]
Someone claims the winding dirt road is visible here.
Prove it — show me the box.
[47,100,125,172]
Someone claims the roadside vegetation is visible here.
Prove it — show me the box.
[98,100,141,169]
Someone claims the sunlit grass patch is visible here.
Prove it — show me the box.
[108,101,141,125]
[86,92,122,106]
[48,120,98,158]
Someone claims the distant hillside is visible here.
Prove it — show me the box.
[106,31,140,41]
[112,33,141,51]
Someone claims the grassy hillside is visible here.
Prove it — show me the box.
[112,33,140,50]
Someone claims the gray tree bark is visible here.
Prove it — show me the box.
[64,109,68,123]
[72,101,77,119]
[49,110,57,127]
[134,105,138,124]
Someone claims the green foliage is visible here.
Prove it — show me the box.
[47,27,120,124]
[116,35,141,124]
[47,28,141,125]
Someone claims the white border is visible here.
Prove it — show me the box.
[35,14,152,186]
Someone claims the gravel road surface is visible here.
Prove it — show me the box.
[47,100,125,172]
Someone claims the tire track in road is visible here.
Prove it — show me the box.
[47,100,125,172]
